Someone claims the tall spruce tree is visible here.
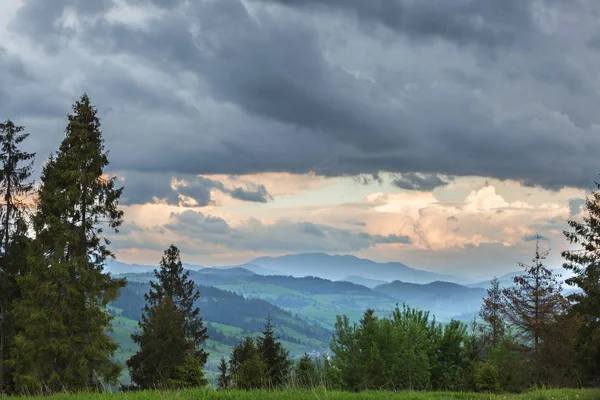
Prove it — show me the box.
[126,245,208,389]
[480,277,505,347]
[9,95,125,394]
[0,120,35,395]
[562,181,600,384]
[256,316,292,388]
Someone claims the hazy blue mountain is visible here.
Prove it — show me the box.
[339,275,389,289]
[374,280,486,316]
[250,253,462,283]
[104,259,156,274]
[196,267,256,276]
[213,263,284,276]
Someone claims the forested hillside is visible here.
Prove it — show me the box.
[109,281,331,375]
[118,267,485,329]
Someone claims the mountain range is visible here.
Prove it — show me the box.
[107,252,464,284]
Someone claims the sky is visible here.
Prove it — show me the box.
[0,0,598,278]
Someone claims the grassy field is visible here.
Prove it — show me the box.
[11,388,600,400]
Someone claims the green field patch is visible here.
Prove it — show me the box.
[208,321,244,335]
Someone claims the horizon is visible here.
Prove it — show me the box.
[2,0,597,278]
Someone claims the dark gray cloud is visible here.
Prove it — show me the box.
[344,219,367,227]
[568,198,586,218]
[392,173,454,191]
[262,0,534,49]
[229,184,271,203]
[165,210,231,236]
[523,233,549,242]
[298,222,325,237]
[370,233,411,244]
[119,172,273,206]
[3,0,600,192]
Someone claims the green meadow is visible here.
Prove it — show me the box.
[11,388,600,400]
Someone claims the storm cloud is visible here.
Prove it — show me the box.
[2,0,600,193]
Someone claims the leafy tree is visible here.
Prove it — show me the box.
[10,95,125,394]
[430,319,468,390]
[169,355,207,389]
[480,277,505,347]
[127,245,208,389]
[474,361,500,393]
[330,314,361,391]
[485,335,529,393]
[562,182,600,384]
[257,316,292,388]
[217,356,229,389]
[502,234,565,372]
[0,119,35,395]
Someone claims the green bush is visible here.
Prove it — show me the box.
[475,361,500,393]
[169,356,208,389]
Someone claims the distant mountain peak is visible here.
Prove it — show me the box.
[249,252,462,284]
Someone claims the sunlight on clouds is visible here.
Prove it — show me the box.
[113,173,586,273]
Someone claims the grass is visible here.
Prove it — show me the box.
[11,388,600,400]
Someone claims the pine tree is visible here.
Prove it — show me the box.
[562,181,600,384]
[217,356,229,389]
[480,277,505,347]
[9,95,125,394]
[126,245,208,389]
[256,316,292,388]
[0,120,35,395]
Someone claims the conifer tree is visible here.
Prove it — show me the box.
[127,245,208,389]
[229,336,267,390]
[562,181,600,383]
[480,277,505,347]
[217,356,229,389]
[294,353,315,389]
[0,120,35,395]
[256,316,292,388]
[9,95,125,394]
[502,235,564,352]
[502,235,565,382]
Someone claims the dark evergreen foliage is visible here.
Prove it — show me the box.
[479,277,505,347]
[0,120,35,395]
[126,245,208,389]
[257,316,292,388]
[9,95,125,394]
[217,356,229,389]
[294,353,316,388]
[562,181,600,385]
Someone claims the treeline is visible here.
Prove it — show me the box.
[284,228,600,392]
[217,195,600,393]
